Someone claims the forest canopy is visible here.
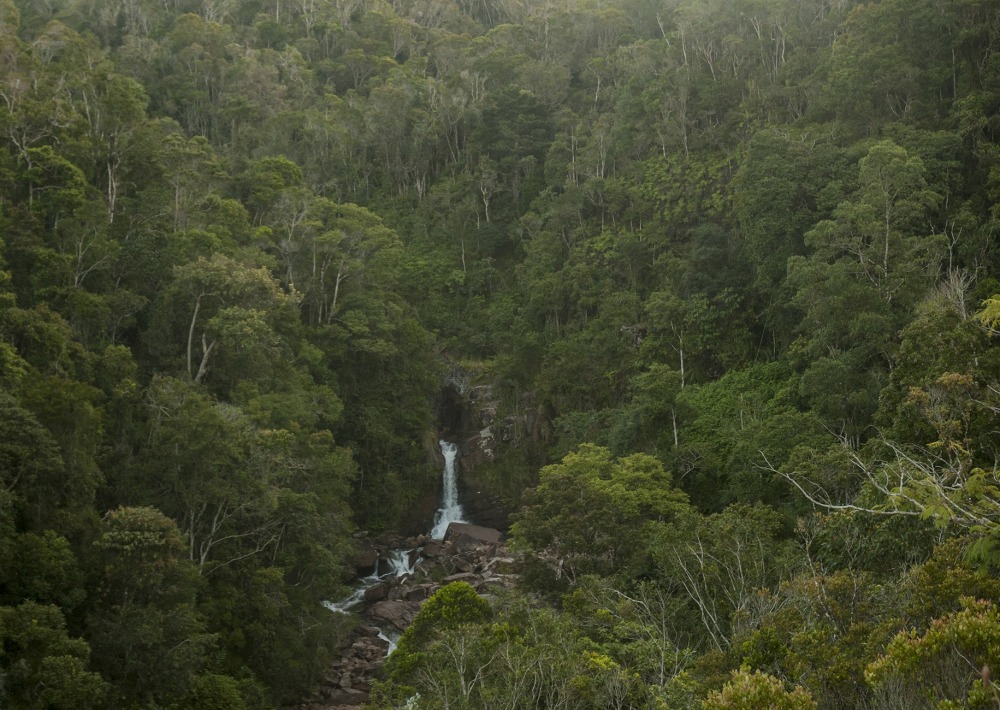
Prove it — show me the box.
[2,0,1000,707]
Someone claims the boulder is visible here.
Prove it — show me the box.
[444,522,501,545]
[421,539,445,557]
[405,585,434,601]
[441,572,478,584]
[366,600,421,631]
[350,546,378,576]
[363,582,390,602]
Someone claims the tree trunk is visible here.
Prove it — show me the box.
[187,294,202,378]
[194,333,216,384]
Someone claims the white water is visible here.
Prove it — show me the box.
[322,585,368,614]
[324,439,469,658]
[430,440,466,539]
[388,548,417,577]
[378,628,401,656]
[322,561,382,613]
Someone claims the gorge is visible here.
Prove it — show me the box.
[2,0,1000,707]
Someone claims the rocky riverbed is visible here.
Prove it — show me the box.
[289,523,514,710]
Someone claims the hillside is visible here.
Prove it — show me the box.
[2,0,1000,707]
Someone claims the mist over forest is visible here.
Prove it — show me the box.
[2,0,1000,707]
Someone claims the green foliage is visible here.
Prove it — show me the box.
[376,591,658,710]
[978,293,1000,330]
[0,530,85,610]
[0,392,66,531]
[180,674,247,710]
[672,362,825,509]
[87,507,220,708]
[383,582,491,683]
[703,670,816,710]
[867,598,1000,708]
[0,0,999,705]
[0,602,108,710]
[511,444,690,583]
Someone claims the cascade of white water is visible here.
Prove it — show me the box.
[387,549,416,577]
[378,628,401,657]
[430,440,466,539]
[324,440,468,642]
[322,560,384,613]
[322,585,367,614]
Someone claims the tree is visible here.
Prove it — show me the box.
[0,392,65,531]
[788,141,947,438]
[0,602,107,710]
[866,598,1000,708]
[773,369,1000,555]
[512,445,690,583]
[167,253,289,384]
[157,132,228,233]
[0,530,84,610]
[655,503,795,652]
[296,199,402,325]
[703,670,816,710]
[87,506,217,708]
[136,377,280,575]
[732,129,846,347]
[387,581,492,676]
[79,71,150,222]
[377,588,653,710]
[803,141,943,308]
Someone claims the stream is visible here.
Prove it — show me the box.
[323,439,468,656]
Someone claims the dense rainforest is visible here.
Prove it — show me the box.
[2,0,1000,706]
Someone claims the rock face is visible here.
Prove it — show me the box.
[368,600,421,631]
[444,522,502,547]
[289,529,514,710]
[403,369,548,536]
[349,541,378,577]
[437,380,546,532]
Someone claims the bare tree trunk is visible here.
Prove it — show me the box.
[187,294,202,378]
[331,258,347,316]
[194,333,216,384]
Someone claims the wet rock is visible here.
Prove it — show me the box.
[295,534,518,709]
[405,584,435,601]
[441,572,478,584]
[363,582,390,602]
[367,600,421,631]
[349,545,378,577]
[422,539,445,557]
[444,522,501,545]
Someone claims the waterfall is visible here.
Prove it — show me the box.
[378,629,401,656]
[430,440,466,539]
[324,440,467,640]
[387,549,416,577]
[322,585,367,614]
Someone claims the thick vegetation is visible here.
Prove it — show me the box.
[1,0,1000,707]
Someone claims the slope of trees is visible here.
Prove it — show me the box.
[2,0,1000,706]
